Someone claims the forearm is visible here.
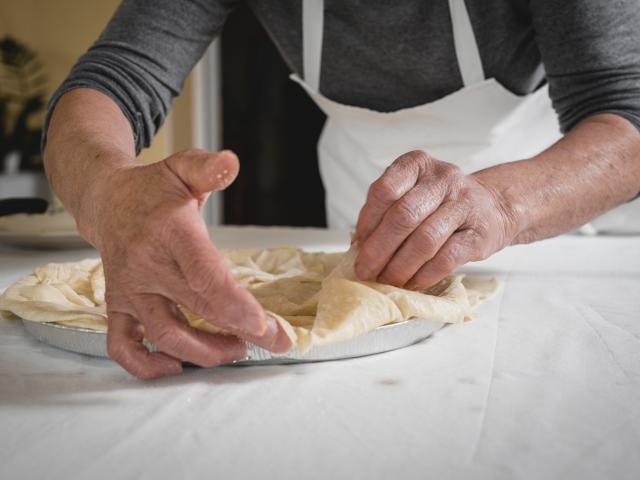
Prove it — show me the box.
[474,114,640,243]
[43,89,137,235]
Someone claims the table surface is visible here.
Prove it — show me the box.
[1,226,639,480]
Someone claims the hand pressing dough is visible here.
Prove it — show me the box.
[0,246,497,352]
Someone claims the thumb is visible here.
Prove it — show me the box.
[164,149,240,196]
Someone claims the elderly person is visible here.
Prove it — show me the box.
[43,0,640,378]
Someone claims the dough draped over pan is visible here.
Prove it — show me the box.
[0,246,496,352]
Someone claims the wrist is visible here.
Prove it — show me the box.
[43,88,138,245]
[45,145,135,247]
[471,167,530,245]
[79,160,138,249]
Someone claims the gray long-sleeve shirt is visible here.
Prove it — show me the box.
[45,0,640,154]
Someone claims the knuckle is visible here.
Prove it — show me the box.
[106,338,126,362]
[397,150,433,177]
[195,267,220,294]
[438,162,464,183]
[369,177,399,204]
[471,247,491,262]
[404,149,431,166]
[152,327,186,353]
[411,268,439,290]
[414,228,441,257]
[200,350,224,368]
[455,184,474,202]
[379,265,409,286]
[468,217,489,237]
[391,199,422,229]
[104,287,135,312]
[179,254,229,299]
[438,249,462,273]
[189,267,228,297]
[466,230,492,260]
[190,294,213,317]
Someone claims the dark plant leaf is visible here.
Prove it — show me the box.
[0,35,48,171]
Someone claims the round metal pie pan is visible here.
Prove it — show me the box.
[21,317,445,365]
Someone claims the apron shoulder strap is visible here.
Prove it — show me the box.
[302,0,324,91]
[448,0,485,86]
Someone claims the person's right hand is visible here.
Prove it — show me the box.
[78,148,292,380]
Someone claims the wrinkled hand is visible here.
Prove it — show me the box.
[81,149,291,379]
[354,150,517,289]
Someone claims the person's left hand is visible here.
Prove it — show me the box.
[354,150,518,289]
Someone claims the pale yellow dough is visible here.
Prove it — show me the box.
[0,246,496,352]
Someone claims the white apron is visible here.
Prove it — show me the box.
[293,0,639,234]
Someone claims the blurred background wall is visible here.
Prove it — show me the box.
[0,0,326,227]
[0,0,181,165]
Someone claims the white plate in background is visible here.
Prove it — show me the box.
[0,211,89,249]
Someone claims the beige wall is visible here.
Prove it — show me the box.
[0,0,195,164]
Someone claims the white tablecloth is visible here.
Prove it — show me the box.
[1,226,639,480]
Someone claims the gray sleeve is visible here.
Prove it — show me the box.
[530,0,640,133]
[43,0,238,154]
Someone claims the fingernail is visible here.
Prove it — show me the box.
[260,315,292,353]
[261,314,279,340]
[274,335,293,353]
[269,325,293,353]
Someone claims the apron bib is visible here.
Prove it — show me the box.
[295,0,639,234]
